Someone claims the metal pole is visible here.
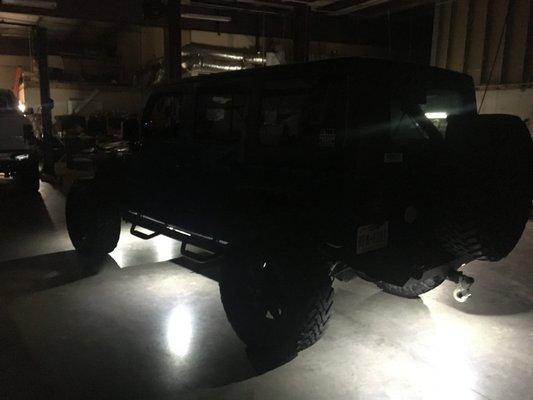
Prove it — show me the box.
[33,27,55,176]
[166,0,181,80]
[293,4,310,62]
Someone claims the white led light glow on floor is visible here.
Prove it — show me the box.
[166,305,193,357]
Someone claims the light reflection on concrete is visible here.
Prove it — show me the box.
[422,305,478,400]
[166,304,193,357]
[110,226,182,268]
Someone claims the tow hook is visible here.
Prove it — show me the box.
[447,270,475,303]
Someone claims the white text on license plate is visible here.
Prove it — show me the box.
[356,222,389,254]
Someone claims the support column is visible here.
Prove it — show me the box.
[434,2,453,69]
[480,0,508,84]
[464,0,489,85]
[165,0,181,81]
[446,0,470,72]
[502,0,531,83]
[33,27,54,176]
[293,5,310,63]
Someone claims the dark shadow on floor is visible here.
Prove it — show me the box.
[0,181,55,234]
[0,306,56,400]
[0,250,119,301]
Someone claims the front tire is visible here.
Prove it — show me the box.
[219,253,334,359]
[66,180,121,257]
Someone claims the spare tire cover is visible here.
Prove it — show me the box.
[437,114,533,261]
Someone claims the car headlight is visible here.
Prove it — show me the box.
[15,154,30,161]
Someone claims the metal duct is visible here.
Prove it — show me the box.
[181,43,267,75]
[182,55,244,73]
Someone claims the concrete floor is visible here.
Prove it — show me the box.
[0,180,532,400]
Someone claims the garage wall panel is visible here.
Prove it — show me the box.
[464,0,489,84]
[502,0,531,83]
[446,0,471,72]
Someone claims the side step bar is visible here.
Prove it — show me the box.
[124,211,228,256]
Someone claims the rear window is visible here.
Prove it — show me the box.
[391,71,475,142]
[420,89,469,134]
[421,72,475,135]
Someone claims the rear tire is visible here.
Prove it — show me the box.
[219,253,334,358]
[440,115,533,261]
[66,180,121,257]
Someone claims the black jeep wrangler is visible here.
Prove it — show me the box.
[66,57,532,357]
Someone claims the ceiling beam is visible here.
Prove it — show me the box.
[0,1,391,46]
[319,0,392,14]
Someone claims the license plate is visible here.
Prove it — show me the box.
[356,222,389,254]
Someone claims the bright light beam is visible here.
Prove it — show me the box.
[425,112,448,119]
[166,305,193,357]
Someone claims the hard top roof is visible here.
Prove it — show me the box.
[152,56,473,91]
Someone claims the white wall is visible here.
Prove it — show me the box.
[23,85,142,118]
[187,30,255,48]
[141,26,165,64]
[0,55,31,91]
[476,87,533,132]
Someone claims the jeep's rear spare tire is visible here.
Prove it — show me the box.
[66,180,121,257]
[219,254,334,359]
[440,114,533,261]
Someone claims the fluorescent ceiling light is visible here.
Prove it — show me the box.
[2,0,57,9]
[182,13,231,23]
[425,112,448,119]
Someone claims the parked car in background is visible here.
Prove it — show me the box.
[0,89,40,192]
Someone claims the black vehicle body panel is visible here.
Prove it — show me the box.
[99,57,477,285]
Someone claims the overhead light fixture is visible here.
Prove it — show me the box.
[182,13,231,23]
[1,0,57,9]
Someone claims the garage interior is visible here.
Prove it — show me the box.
[0,0,532,399]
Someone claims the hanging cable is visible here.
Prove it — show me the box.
[478,0,514,113]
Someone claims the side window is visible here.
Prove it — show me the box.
[144,93,182,139]
[195,91,247,143]
[250,77,347,168]
[258,79,311,147]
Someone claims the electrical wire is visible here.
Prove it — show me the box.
[478,0,514,113]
